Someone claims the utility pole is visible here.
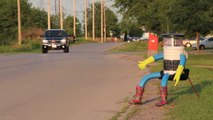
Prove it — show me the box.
[92,0,95,41]
[47,0,51,30]
[101,0,103,43]
[17,0,22,45]
[59,0,63,29]
[54,0,60,28]
[73,0,76,36]
[103,0,106,42]
[84,0,88,39]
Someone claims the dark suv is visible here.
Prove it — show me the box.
[41,29,70,53]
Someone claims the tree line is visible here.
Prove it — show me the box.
[2,0,211,46]
[0,0,120,46]
[114,0,213,38]
[0,0,84,45]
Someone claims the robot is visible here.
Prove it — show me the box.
[130,33,187,107]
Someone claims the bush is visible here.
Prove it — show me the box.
[0,39,41,53]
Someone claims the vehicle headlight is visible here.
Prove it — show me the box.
[42,40,48,44]
[61,39,66,44]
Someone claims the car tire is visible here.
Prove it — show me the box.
[42,46,48,53]
[199,45,205,50]
[64,46,69,53]
[186,43,191,47]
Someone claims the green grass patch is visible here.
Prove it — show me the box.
[111,43,213,120]
[123,107,140,120]
[166,53,213,120]
[110,105,130,120]
[0,40,41,54]
[110,41,148,52]
[150,53,213,120]
[0,38,97,54]
[74,37,98,45]
[187,53,213,66]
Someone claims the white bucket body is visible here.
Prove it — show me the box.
[163,46,185,74]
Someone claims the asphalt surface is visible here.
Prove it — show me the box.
[0,43,141,120]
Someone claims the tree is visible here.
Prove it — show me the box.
[27,8,47,29]
[114,0,213,36]
[0,0,49,45]
[167,0,213,51]
[64,16,83,37]
[118,18,143,38]
[0,0,19,45]
[114,0,173,34]
[168,0,213,36]
[86,2,119,37]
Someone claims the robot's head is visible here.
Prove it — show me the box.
[162,33,185,47]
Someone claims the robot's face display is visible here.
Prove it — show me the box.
[163,37,183,47]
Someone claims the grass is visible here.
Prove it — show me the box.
[110,42,213,120]
[110,105,130,120]
[110,41,148,52]
[0,38,96,54]
[109,97,140,120]
[74,37,97,44]
[150,53,213,120]
[0,40,41,54]
[165,53,213,120]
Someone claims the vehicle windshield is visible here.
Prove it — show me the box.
[44,30,67,38]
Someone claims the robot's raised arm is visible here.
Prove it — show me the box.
[153,53,164,61]
[138,53,164,70]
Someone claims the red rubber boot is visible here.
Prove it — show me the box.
[155,86,168,107]
[129,86,144,104]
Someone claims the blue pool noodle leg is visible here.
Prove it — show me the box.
[139,72,161,87]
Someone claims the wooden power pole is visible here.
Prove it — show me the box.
[73,0,76,36]
[47,0,51,30]
[17,0,22,45]
[103,0,106,42]
[84,0,88,39]
[59,0,63,29]
[92,0,95,41]
[101,0,103,43]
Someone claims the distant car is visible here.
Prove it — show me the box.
[41,29,71,53]
[182,36,205,47]
[192,37,213,50]
[132,37,140,42]
[139,32,149,41]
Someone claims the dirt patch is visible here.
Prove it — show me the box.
[120,55,142,62]
[128,81,166,120]
[116,81,167,120]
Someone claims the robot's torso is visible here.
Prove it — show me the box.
[163,46,185,75]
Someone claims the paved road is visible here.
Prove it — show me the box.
[0,43,141,120]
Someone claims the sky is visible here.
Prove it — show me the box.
[28,0,117,22]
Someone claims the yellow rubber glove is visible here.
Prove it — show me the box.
[173,65,184,86]
[138,57,155,70]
